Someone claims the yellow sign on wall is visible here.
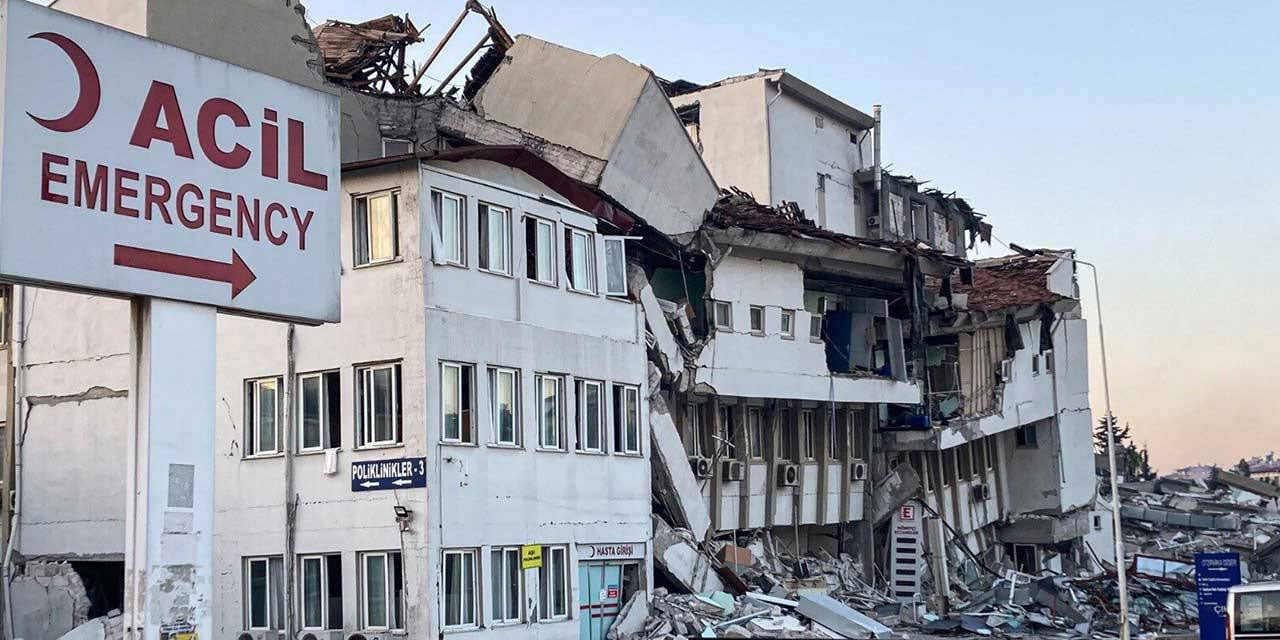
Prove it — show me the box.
[521,544,542,570]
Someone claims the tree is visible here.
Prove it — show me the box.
[1094,414,1132,454]
[1235,458,1252,476]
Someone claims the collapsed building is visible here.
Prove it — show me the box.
[0,1,1109,639]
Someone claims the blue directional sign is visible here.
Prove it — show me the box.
[351,457,426,492]
[1196,552,1242,640]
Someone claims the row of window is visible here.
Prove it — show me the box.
[244,362,643,457]
[905,436,1000,493]
[711,299,825,342]
[243,545,588,632]
[351,190,629,297]
[682,404,871,462]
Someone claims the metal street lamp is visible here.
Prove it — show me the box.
[1009,244,1129,640]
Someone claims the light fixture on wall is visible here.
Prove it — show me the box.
[394,505,412,532]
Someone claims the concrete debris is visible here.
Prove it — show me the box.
[57,611,123,640]
[12,561,92,640]
[608,591,650,640]
[795,593,893,639]
[652,516,724,594]
[649,394,713,537]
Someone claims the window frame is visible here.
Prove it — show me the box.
[490,546,523,625]
[826,409,840,460]
[1015,424,1039,448]
[603,236,629,296]
[684,403,704,458]
[356,362,402,449]
[536,374,566,451]
[244,556,279,630]
[525,215,557,286]
[297,370,340,453]
[749,305,765,335]
[353,190,400,267]
[577,379,606,453]
[489,367,522,447]
[244,376,283,458]
[747,407,764,460]
[442,548,479,630]
[538,545,570,621]
[800,410,817,461]
[433,189,467,267]
[780,309,795,339]
[565,226,597,293]
[808,295,828,342]
[478,201,513,276]
[712,300,733,331]
[440,361,476,445]
[298,553,343,631]
[359,551,404,631]
[613,384,642,455]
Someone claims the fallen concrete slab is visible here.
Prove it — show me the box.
[870,464,922,526]
[796,593,893,639]
[652,515,725,594]
[607,590,648,640]
[649,391,712,538]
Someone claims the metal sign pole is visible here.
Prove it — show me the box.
[124,298,216,640]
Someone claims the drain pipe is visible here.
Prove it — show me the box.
[872,105,882,192]
[2,285,27,640]
[282,324,297,640]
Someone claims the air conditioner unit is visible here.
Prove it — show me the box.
[721,460,745,481]
[971,484,992,503]
[689,457,713,479]
[777,463,800,487]
[867,215,880,228]
[850,459,868,482]
[297,632,344,640]
[348,633,388,640]
[237,632,280,640]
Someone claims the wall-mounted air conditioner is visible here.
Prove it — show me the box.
[971,484,992,503]
[721,460,745,481]
[867,215,881,228]
[348,632,388,640]
[689,457,713,479]
[777,463,800,487]
[236,631,281,640]
[297,632,344,640]
[850,459,868,482]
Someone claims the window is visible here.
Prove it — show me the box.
[958,443,973,479]
[0,286,8,346]
[718,405,736,458]
[244,556,283,630]
[1015,424,1039,448]
[826,410,840,460]
[381,137,413,156]
[911,201,928,241]
[973,437,988,474]
[913,452,934,492]
[1093,515,1103,531]
[781,310,795,339]
[478,203,512,275]
[356,363,402,448]
[987,437,998,469]
[808,295,828,341]
[942,449,956,487]
[851,408,869,460]
[490,367,520,446]
[244,377,282,457]
[712,301,733,331]
[777,409,796,462]
[577,379,605,452]
[603,237,628,296]
[747,407,764,459]
[299,554,343,631]
[441,362,475,444]
[1032,354,1041,375]
[491,547,522,625]
[801,410,816,461]
[1235,592,1280,635]
[684,404,705,458]
[360,551,404,630]
[298,371,340,452]
[1012,544,1038,574]
[433,190,465,266]
[1045,350,1056,373]
[749,306,765,335]
[354,191,398,266]
[565,228,596,293]
[537,546,569,621]
[525,216,556,284]
[613,385,641,455]
[442,549,478,629]
[537,374,565,450]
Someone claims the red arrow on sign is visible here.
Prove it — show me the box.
[113,244,257,298]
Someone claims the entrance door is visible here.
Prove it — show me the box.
[578,562,622,640]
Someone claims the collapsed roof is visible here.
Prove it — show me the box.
[313,15,422,94]
[934,253,1069,312]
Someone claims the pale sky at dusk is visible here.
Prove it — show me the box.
[303,1,1280,472]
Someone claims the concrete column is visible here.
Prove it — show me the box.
[709,396,722,532]
[124,299,216,640]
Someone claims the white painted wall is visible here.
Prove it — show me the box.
[1083,495,1116,574]
[669,78,771,200]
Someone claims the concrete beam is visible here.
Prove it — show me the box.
[649,391,712,538]
[870,464,922,527]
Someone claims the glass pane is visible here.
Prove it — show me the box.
[626,390,639,452]
[571,233,591,289]
[585,384,600,450]
[489,550,503,621]
[249,561,268,628]
[536,223,553,281]
[497,372,516,444]
[355,198,370,265]
[552,550,566,616]
[301,376,321,449]
[541,379,558,447]
[605,239,625,294]
[365,555,387,627]
[441,196,461,262]
[302,558,323,628]
[258,380,277,453]
[444,553,461,626]
[443,365,460,440]
[373,367,393,443]
[504,549,520,619]
[462,553,475,624]
[369,194,394,261]
[488,209,508,272]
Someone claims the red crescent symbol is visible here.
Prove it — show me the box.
[27,32,101,133]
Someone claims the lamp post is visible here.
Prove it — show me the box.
[1009,244,1129,640]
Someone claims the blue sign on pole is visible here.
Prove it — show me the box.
[1196,552,1242,640]
[351,457,427,492]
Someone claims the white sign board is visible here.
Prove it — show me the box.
[890,501,923,603]
[0,0,340,323]
[578,542,645,561]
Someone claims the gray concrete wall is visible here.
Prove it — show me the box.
[669,77,772,201]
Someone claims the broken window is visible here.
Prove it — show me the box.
[747,407,764,459]
[958,443,973,479]
[441,362,475,444]
[718,405,737,458]
[525,216,556,284]
[911,201,928,242]
[442,549,477,629]
[478,203,512,275]
[354,191,398,266]
[911,452,933,492]
[356,362,402,448]
[489,367,520,446]
[381,137,412,156]
[576,379,605,452]
[490,547,522,624]
[613,384,641,455]
[243,556,283,630]
[781,309,795,339]
[537,374,565,450]
[603,237,628,296]
[244,377,282,457]
[801,410,817,461]
[538,546,569,621]
[712,301,733,331]
[565,227,596,293]
[1012,544,1038,574]
[807,294,828,341]
[749,305,765,334]
[1015,424,1039,448]
[298,371,340,452]
[299,554,343,631]
[433,190,466,266]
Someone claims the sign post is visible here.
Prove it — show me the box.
[0,1,340,637]
[1196,552,1242,640]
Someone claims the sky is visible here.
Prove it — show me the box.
[300,1,1280,473]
